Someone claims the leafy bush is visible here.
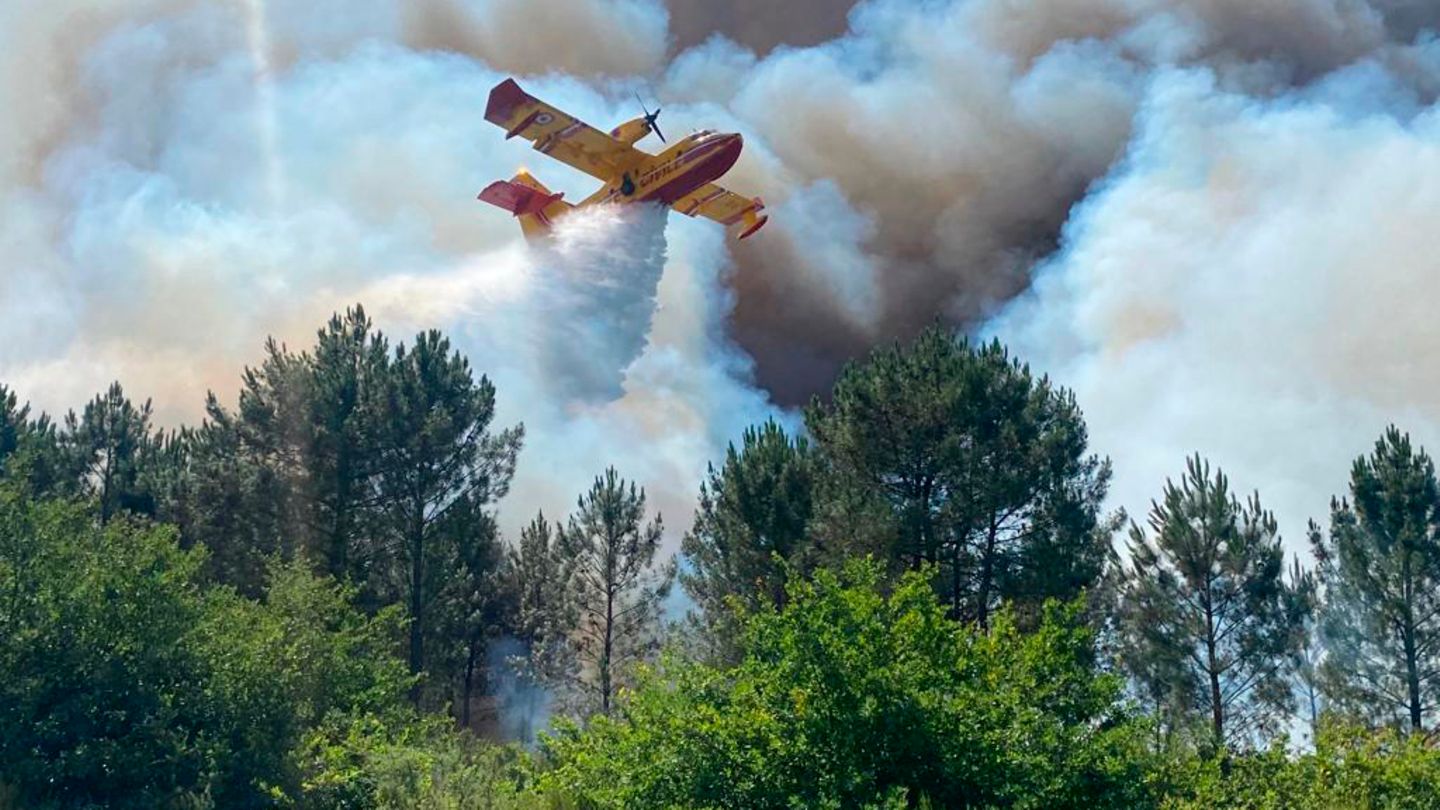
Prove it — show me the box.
[0,491,420,808]
[1165,723,1440,810]
[294,715,548,810]
[539,560,1156,809]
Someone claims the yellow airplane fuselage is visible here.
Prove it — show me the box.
[580,131,745,209]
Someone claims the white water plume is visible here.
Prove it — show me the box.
[242,0,285,209]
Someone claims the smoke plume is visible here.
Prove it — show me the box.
[6,0,1440,558]
[989,63,1440,546]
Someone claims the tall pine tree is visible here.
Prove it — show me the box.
[63,382,158,522]
[1118,456,1309,748]
[806,327,1113,625]
[305,306,389,583]
[500,512,575,741]
[558,468,674,716]
[1313,427,1440,734]
[369,329,523,703]
[681,420,815,660]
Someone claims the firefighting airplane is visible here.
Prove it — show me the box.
[478,78,769,240]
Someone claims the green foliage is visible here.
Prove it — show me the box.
[193,560,416,801]
[1164,723,1440,809]
[1118,456,1311,749]
[1312,426,1440,733]
[15,316,1440,809]
[0,493,217,808]
[806,326,1115,626]
[294,716,547,810]
[540,559,1154,809]
[0,488,421,808]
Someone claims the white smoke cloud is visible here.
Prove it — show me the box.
[989,65,1440,548]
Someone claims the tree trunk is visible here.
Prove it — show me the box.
[601,582,614,715]
[950,532,963,620]
[1403,550,1423,732]
[1205,601,1224,746]
[975,515,999,628]
[408,511,426,705]
[1405,627,1423,732]
[462,638,479,729]
[330,478,349,581]
[100,451,114,524]
[913,477,933,572]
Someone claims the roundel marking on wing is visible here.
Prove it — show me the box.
[534,112,555,125]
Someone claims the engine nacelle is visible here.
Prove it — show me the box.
[609,116,654,146]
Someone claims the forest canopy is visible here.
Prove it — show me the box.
[3,309,1440,808]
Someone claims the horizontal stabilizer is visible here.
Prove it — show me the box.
[477,180,565,217]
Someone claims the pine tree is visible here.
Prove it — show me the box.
[558,468,675,716]
[681,420,815,660]
[369,329,523,703]
[501,512,575,741]
[0,385,28,469]
[507,513,573,676]
[305,306,389,583]
[438,494,510,729]
[225,337,315,563]
[1118,456,1310,749]
[0,386,64,497]
[1313,426,1440,734]
[180,397,290,593]
[806,327,1113,625]
[190,309,388,591]
[62,382,159,522]
[181,339,312,592]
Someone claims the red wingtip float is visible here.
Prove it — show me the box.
[479,77,768,241]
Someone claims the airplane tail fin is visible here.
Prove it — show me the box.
[477,171,571,238]
[736,198,768,240]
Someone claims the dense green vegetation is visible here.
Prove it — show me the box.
[4,309,1440,807]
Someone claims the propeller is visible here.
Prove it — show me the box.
[636,91,665,143]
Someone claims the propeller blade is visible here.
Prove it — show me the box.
[636,91,664,141]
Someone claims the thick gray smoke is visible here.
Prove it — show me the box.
[5,0,1440,561]
[670,0,1440,400]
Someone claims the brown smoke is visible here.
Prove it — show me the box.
[667,0,857,53]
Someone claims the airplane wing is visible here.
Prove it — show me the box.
[484,79,635,181]
[673,183,769,239]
